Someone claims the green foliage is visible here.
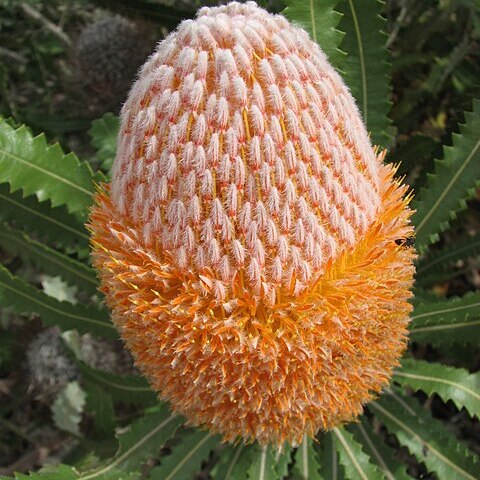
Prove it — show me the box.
[409,291,480,346]
[245,445,280,480]
[0,225,98,296]
[0,184,90,254]
[413,99,480,252]
[394,359,480,419]
[350,418,411,480]
[77,360,157,407]
[291,435,323,480]
[332,427,384,480]
[336,0,393,147]
[317,432,345,479]
[0,264,115,338]
[77,405,183,479]
[0,118,102,220]
[88,114,119,174]
[148,429,219,479]
[283,0,344,63]
[210,444,248,480]
[371,388,478,480]
[416,233,480,286]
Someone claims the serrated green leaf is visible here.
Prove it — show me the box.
[148,429,219,480]
[413,99,480,252]
[370,388,479,480]
[416,233,480,286]
[77,360,156,407]
[283,0,344,63]
[332,427,385,480]
[0,184,90,253]
[0,465,79,479]
[211,444,246,480]
[292,435,323,480]
[317,432,345,480]
[349,418,410,480]
[246,444,280,480]
[0,118,103,219]
[85,383,116,436]
[89,113,119,174]
[78,405,183,480]
[394,359,480,419]
[52,381,87,436]
[274,445,293,478]
[212,444,253,480]
[409,290,480,346]
[0,225,98,296]
[0,264,115,339]
[336,0,392,147]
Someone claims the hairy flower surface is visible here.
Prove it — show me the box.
[89,1,415,446]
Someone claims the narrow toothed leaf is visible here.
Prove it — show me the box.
[0,184,89,253]
[283,0,344,63]
[275,445,293,478]
[292,435,323,480]
[84,383,116,436]
[370,388,479,480]
[78,405,183,480]
[350,418,410,480]
[77,360,156,407]
[413,99,480,252]
[148,429,219,480]
[317,432,345,479]
[394,359,480,419]
[211,444,246,480]
[416,233,480,286]
[0,225,98,296]
[0,465,79,479]
[246,445,280,480]
[336,0,393,147]
[409,291,480,346]
[0,118,104,219]
[332,427,385,480]
[89,113,119,174]
[0,264,115,338]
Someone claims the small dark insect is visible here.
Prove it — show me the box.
[395,236,415,247]
[422,444,429,457]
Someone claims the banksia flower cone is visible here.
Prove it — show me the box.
[89,1,415,446]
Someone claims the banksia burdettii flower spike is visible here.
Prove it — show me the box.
[89,1,415,446]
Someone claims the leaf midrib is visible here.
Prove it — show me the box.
[333,428,369,480]
[348,0,367,119]
[416,137,480,235]
[164,433,212,480]
[0,192,89,241]
[411,300,480,320]
[0,275,112,331]
[410,319,480,334]
[0,230,96,287]
[79,414,178,479]
[0,147,93,197]
[393,370,480,402]
[370,402,477,480]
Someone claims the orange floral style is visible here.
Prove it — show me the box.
[89,1,415,446]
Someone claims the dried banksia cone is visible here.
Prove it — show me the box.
[74,15,152,114]
[89,1,415,446]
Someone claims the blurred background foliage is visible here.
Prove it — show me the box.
[0,0,479,478]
